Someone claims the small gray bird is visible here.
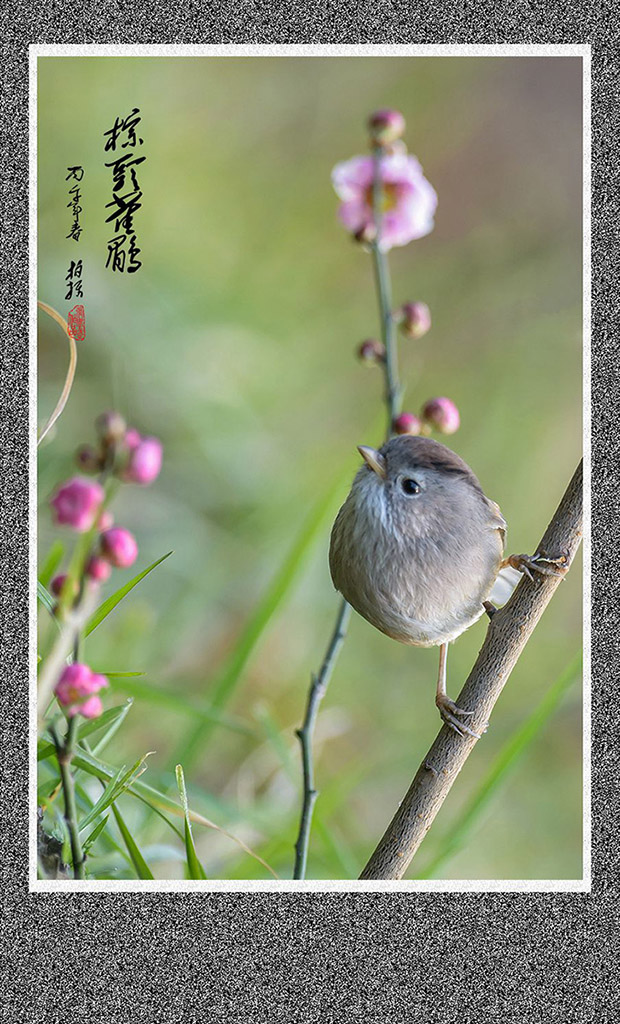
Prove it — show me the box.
[329,435,560,737]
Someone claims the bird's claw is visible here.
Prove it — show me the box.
[436,695,481,739]
[503,550,569,581]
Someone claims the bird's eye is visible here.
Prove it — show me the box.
[401,478,421,496]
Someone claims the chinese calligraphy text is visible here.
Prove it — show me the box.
[103,107,145,273]
[66,165,84,242]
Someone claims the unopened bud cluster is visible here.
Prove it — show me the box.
[76,411,162,486]
[393,396,460,437]
[356,300,431,370]
[50,509,139,608]
[48,411,162,721]
[48,411,161,622]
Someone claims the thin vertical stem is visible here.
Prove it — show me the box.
[371,145,402,436]
[52,716,85,880]
[293,598,351,879]
[293,143,402,878]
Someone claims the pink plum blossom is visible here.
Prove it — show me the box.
[101,527,138,568]
[421,397,460,435]
[331,152,437,252]
[50,477,104,532]
[54,663,109,718]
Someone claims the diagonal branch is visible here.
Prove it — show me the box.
[360,458,583,880]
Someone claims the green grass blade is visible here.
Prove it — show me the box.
[84,551,173,637]
[38,702,134,762]
[106,676,257,738]
[111,803,155,879]
[101,671,145,677]
[89,699,134,756]
[77,765,126,833]
[175,765,208,880]
[37,581,56,617]
[82,815,110,856]
[52,745,276,875]
[178,470,349,769]
[38,540,64,588]
[74,782,129,859]
[49,746,184,840]
[78,753,151,832]
[416,651,582,880]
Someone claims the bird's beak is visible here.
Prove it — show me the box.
[357,445,387,479]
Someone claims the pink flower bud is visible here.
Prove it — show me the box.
[50,574,66,598]
[96,410,127,444]
[393,412,423,436]
[49,573,79,599]
[357,339,386,365]
[368,109,406,146]
[86,556,112,582]
[54,663,108,718]
[50,477,104,532]
[421,397,460,435]
[399,301,431,340]
[101,527,138,568]
[75,445,101,474]
[123,436,163,485]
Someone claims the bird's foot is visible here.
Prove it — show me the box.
[501,550,569,581]
[436,693,482,739]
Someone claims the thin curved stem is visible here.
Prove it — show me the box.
[37,301,78,446]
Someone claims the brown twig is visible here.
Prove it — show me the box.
[360,458,583,880]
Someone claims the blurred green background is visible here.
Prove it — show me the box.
[37,54,583,881]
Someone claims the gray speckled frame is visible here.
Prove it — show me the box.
[2,16,612,1022]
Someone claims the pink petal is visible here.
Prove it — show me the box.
[78,695,103,719]
[337,198,371,232]
[331,156,373,201]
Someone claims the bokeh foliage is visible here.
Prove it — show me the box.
[37,55,583,880]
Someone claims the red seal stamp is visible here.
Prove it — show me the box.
[68,304,86,341]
